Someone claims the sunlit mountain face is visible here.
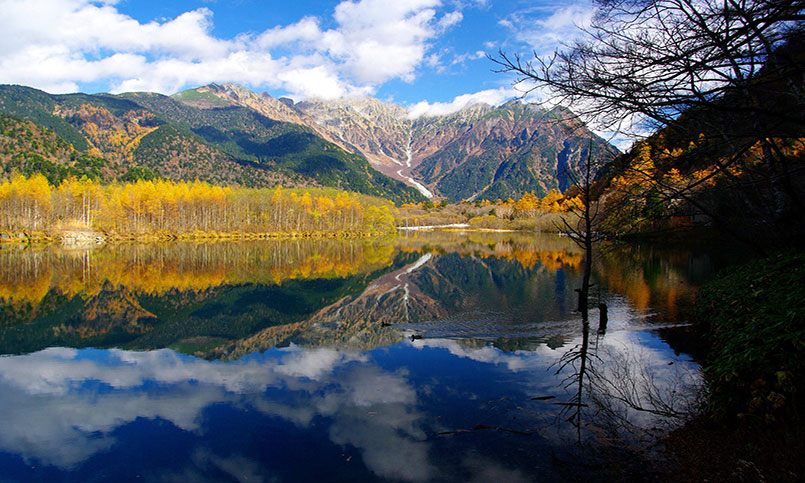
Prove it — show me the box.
[0,232,712,480]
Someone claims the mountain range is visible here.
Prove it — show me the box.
[183,83,619,201]
[0,83,618,203]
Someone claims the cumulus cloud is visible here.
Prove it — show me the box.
[326,0,441,84]
[256,17,323,49]
[406,87,516,118]
[0,0,466,99]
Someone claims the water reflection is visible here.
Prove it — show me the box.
[0,239,396,305]
[594,242,714,323]
[0,239,404,355]
[546,311,700,460]
[220,236,587,358]
[0,233,709,357]
[0,232,712,479]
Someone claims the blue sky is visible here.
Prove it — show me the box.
[0,0,596,115]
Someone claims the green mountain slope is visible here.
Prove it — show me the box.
[0,112,114,183]
[0,85,90,151]
[121,92,422,203]
[0,85,423,203]
[133,124,289,187]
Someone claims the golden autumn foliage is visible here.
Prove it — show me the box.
[396,230,585,272]
[599,134,805,235]
[493,190,586,216]
[486,246,583,271]
[0,175,397,237]
[68,105,158,162]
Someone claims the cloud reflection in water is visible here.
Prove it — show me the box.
[0,318,701,480]
[0,346,434,480]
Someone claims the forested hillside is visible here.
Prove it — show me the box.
[0,85,423,204]
[0,113,109,183]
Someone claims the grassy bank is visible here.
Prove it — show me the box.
[697,253,804,420]
[668,253,805,480]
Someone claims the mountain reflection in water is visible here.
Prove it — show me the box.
[0,232,709,481]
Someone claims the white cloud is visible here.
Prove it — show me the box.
[276,65,347,99]
[437,11,463,30]
[532,3,596,47]
[0,0,467,99]
[0,2,232,59]
[324,0,442,84]
[450,50,487,66]
[256,17,323,49]
[407,87,515,118]
[500,2,596,54]
[425,53,442,68]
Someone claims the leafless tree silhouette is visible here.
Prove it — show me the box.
[496,0,805,246]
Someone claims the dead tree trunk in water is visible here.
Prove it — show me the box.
[598,302,608,334]
[580,185,593,317]
[560,142,599,319]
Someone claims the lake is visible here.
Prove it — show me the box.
[0,232,714,481]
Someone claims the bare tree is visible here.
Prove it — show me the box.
[558,141,611,317]
[496,0,804,135]
[496,0,805,245]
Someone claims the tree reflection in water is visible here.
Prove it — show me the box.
[555,315,593,444]
[554,304,701,456]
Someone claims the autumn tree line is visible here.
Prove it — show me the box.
[397,190,584,230]
[0,174,397,238]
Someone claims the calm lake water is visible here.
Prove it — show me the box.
[0,232,715,481]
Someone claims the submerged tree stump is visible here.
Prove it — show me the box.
[598,303,608,333]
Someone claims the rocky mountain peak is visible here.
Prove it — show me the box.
[294,96,413,172]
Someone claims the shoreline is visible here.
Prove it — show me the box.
[397,223,521,233]
[1,225,555,246]
[0,229,399,246]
